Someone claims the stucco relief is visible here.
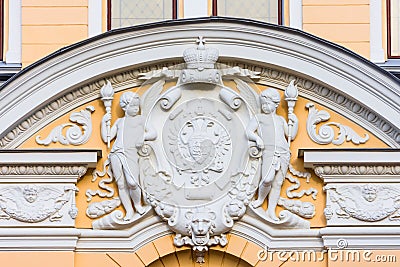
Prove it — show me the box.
[85,38,320,262]
[0,184,78,223]
[306,102,369,145]
[86,197,121,219]
[36,106,95,146]
[324,184,400,224]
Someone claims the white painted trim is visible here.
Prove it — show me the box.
[321,227,400,249]
[0,228,80,251]
[370,0,385,63]
[233,216,323,250]
[318,177,400,183]
[88,0,103,37]
[77,217,171,251]
[303,150,400,168]
[5,0,21,64]
[289,0,302,29]
[0,176,80,183]
[76,215,323,251]
[0,151,98,167]
[183,0,208,18]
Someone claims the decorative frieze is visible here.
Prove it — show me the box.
[0,184,78,225]
[324,183,400,225]
[0,150,98,226]
[0,165,88,177]
[314,165,400,178]
[302,149,400,226]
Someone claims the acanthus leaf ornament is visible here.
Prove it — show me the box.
[305,102,369,145]
[36,106,95,146]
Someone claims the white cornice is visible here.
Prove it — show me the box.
[321,227,400,249]
[302,150,400,168]
[302,149,400,183]
[0,228,80,251]
[0,151,98,168]
[233,215,322,249]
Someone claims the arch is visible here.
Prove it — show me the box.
[137,233,261,267]
[148,250,253,267]
[0,17,399,148]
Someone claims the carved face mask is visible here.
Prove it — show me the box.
[363,190,377,202]
[23,189,38,203]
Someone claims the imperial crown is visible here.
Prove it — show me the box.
[183,37,219,70]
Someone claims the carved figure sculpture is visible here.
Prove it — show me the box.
[246,88,298,220]
[101,92,157,220]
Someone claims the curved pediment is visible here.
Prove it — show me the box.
[0,18,399,148]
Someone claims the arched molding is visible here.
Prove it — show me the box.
[0,18,399,148]
[74,215,321,253]
[147,248,254,267]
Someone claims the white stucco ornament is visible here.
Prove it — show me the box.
[305,102,369,145]
[36,106,95,146]
[0,184,78,223]
[325,183,400,224]
[88,37,315,262]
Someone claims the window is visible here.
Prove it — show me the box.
[212,0,282,25]
[108,0,177,30]
[388,0,400,58]
[0,0,3,61]
[108,0,282,30]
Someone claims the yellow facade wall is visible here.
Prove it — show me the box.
[0,252,74,267]
[21,0,89,67]
[302,0,370,59]
[13,0,378,66]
